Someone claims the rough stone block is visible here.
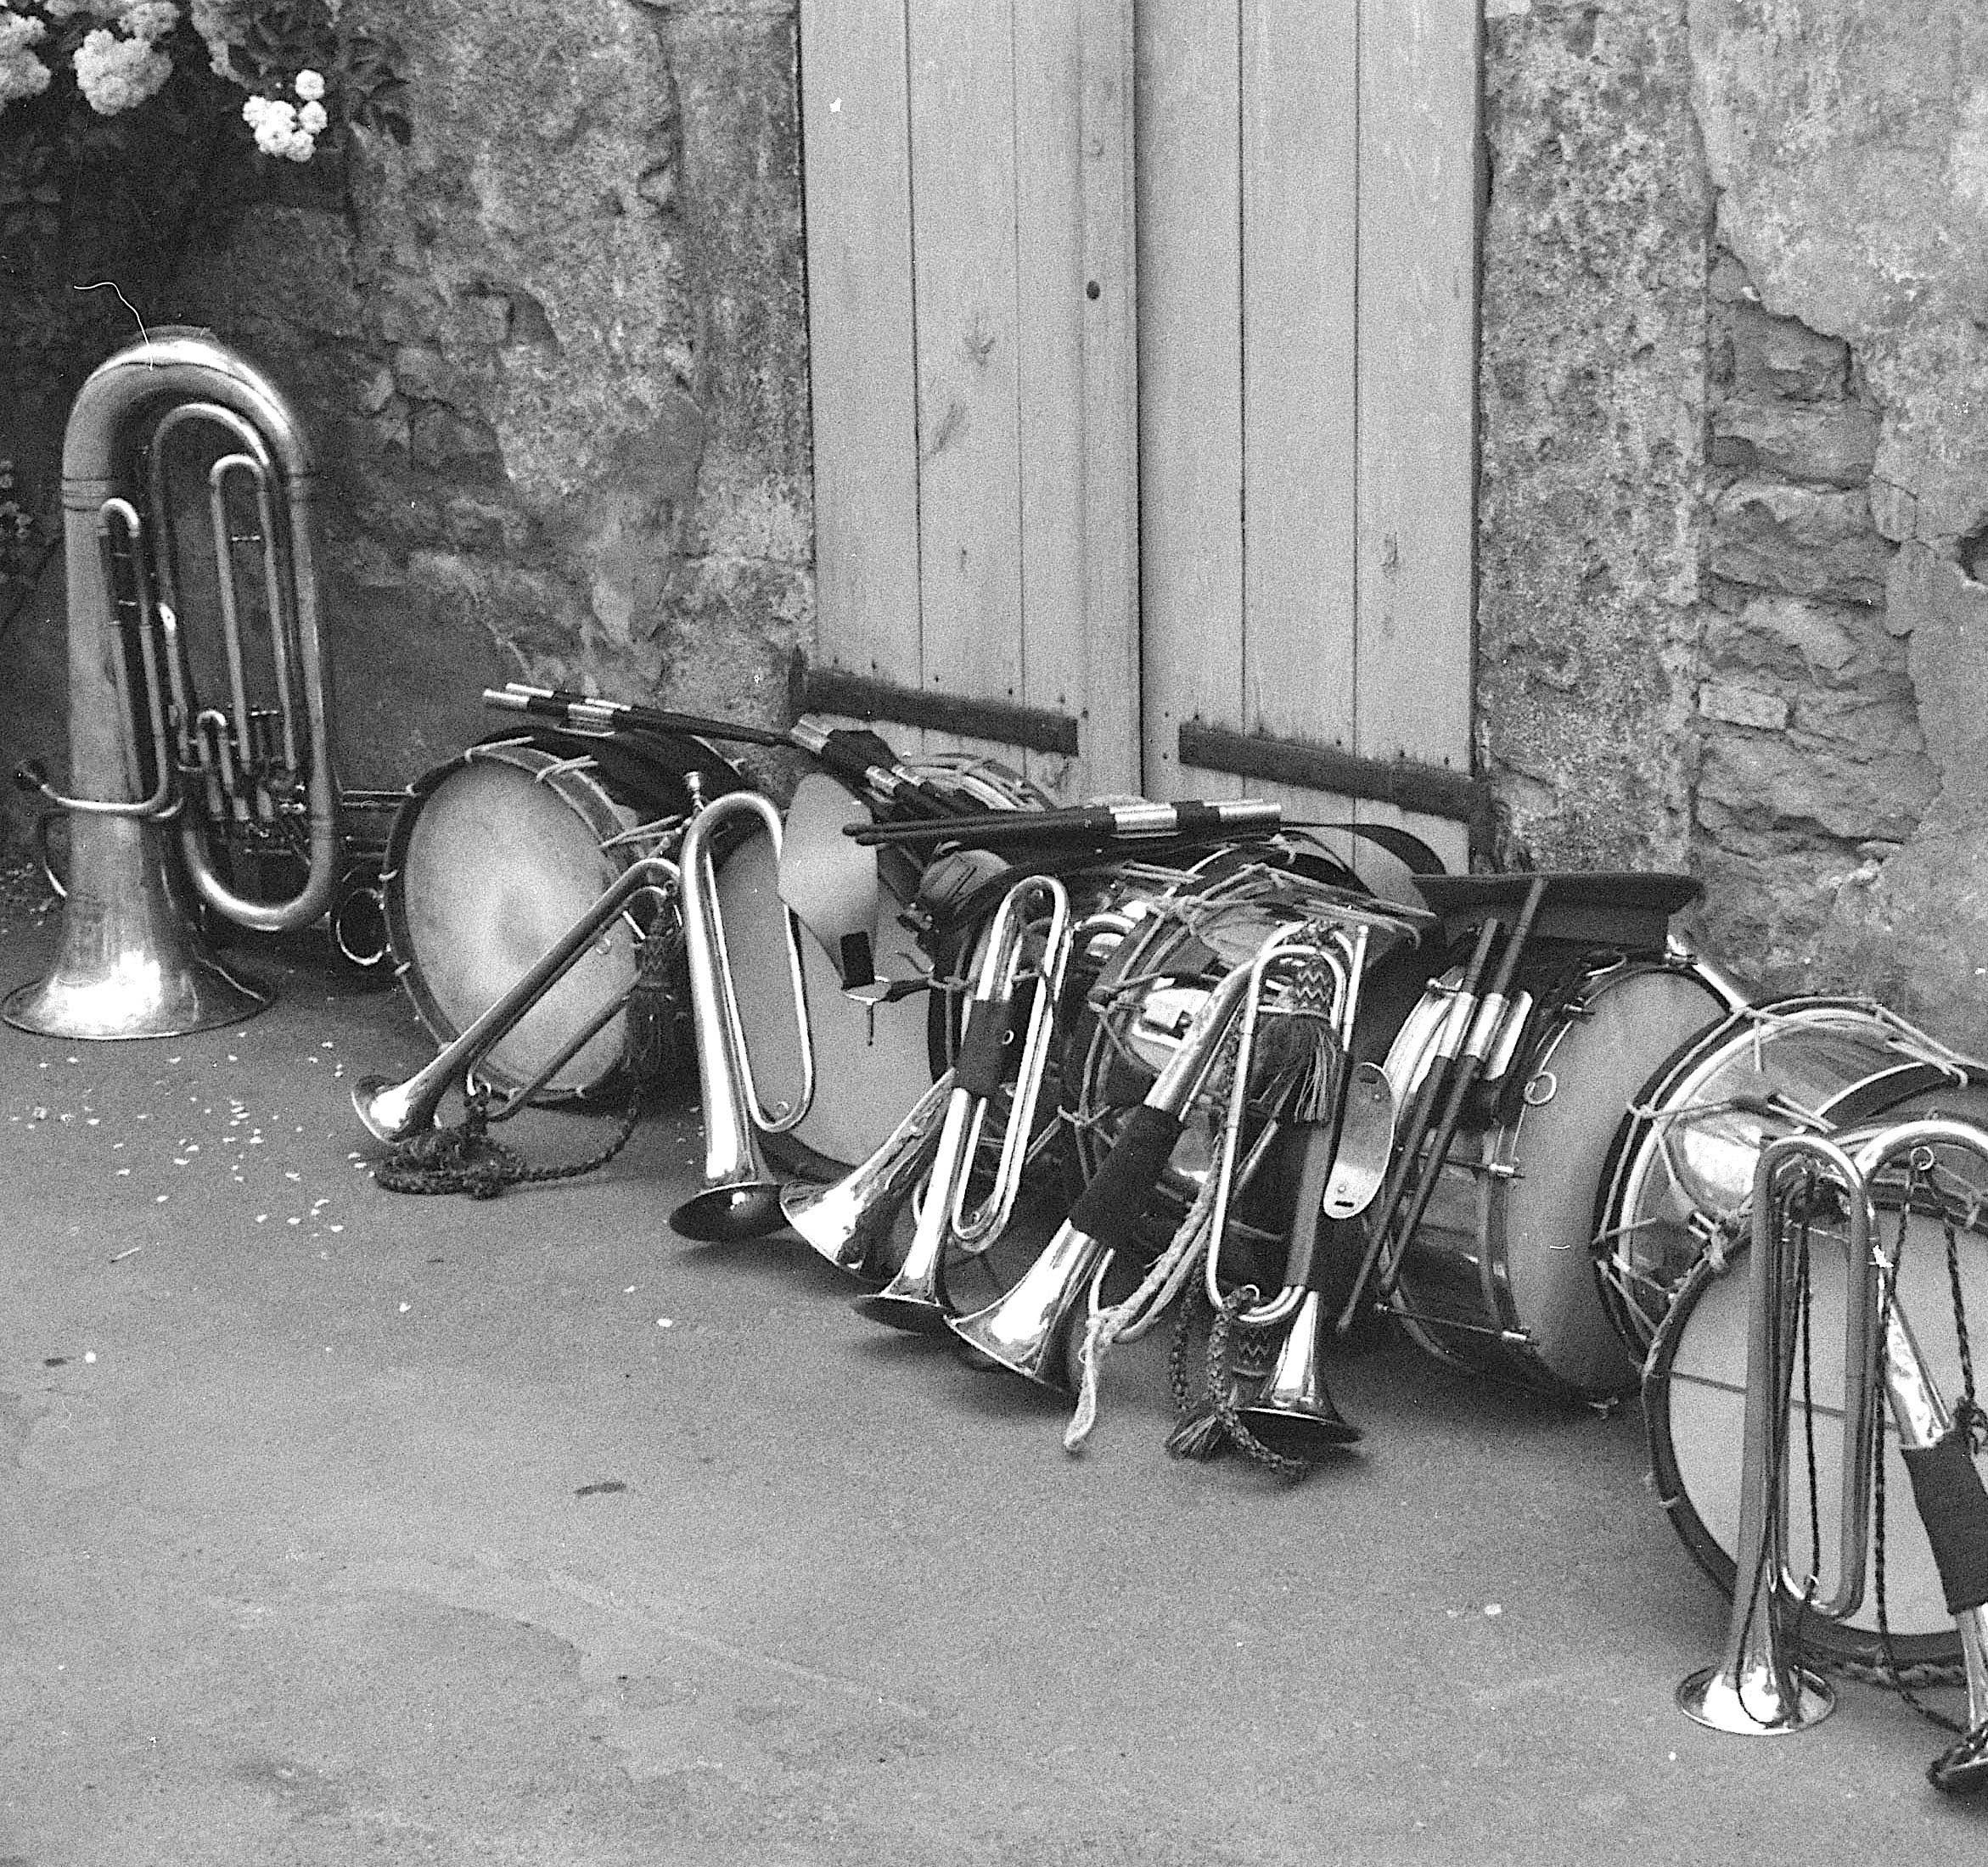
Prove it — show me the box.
[1697,681,1788,730]
[1711,397,1878,487]
[1727,301,1850,402]
[1710,482,1893,604]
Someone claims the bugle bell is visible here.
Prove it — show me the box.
[946,937,1268,1390]
[854,873,1072,1332]
[779,1071,956,1276]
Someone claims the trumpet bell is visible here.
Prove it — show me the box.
[945,1219,1109,1391]
[669,1178,786,1242]
[1236,1292,1362,1451]
[3,816,267,1039]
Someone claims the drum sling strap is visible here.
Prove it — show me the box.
[371,913,688,1199]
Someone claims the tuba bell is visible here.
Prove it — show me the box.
[6,328,346,1039]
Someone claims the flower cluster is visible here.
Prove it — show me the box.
[240,64,322,160]
[0,461,39,593]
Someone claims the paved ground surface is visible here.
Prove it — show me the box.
[2,893,1985,1864]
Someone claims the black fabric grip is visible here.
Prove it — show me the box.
[1064,1105,1185,1251]
[952,998,1014,1100]
[1901,1431,1988,1615]
[838,932,874,993]
[1169,802,1221,835]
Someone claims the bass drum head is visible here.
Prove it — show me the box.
[386,734,715,1101]
[1645,1205,1988,1668]
[1598,998,1986,1349]
[1392,961,1729,1399]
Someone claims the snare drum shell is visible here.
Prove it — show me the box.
[1390,962,1731,1399]
[1644,1208,1988,1668]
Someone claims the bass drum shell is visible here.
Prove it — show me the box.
[1644,1204,1988,1668]
[715,755,1050,1175]
[1390,959,1731,1400]
[384,731,738,1102]
[1596,997,1988,1351]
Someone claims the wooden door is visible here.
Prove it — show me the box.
[797,1,1480,866]
[797,0,1139,801]
[1137,0,1479,873]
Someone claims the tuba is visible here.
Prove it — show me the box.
[6,328,348,1039]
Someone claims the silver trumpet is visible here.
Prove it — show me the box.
[946,933,1273,1391]
[668,790,816,1242]
[779,1070,956,1276]
[855,874,1074,1331]
[1678,1119,1988,1791]
[7,328,351,1040]
[351,856,682,1143]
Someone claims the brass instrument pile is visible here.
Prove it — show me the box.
[14,332,1988,1791]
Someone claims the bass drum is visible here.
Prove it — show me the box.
[1387,955,1732,1400]
[1063,846,1432,1284]
[714,753,1052,1175]
[384,730,741,1102]
[1645,1200,1988,1668]
[1596,997,1988,1352]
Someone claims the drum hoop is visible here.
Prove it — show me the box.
[1597,995,1962,1277]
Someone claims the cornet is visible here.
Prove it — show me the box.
[6,328,362,1040]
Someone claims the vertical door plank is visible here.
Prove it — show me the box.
[906,3,1025,765]
[799,0,922,692]
[1078,0,1141,800]
[1135,0,1244,801]
[1355,0,1477,871]
[1241,0,1358,770]
[1013,0,1086,799]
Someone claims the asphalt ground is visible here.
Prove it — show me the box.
[2,889,1985,1864]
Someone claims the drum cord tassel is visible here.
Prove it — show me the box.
[373,918,686,1198]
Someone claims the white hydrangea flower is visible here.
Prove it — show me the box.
[294,67,324,103]
[119,3,183,44]
[297,98,326,134]
[0,14,52,109]
[72,25,172,116]
[189,0,250,78]
[242,92,314,161]
[39,2,97,22]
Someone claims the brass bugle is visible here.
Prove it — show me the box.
[779,1071,956,1276]
[1676,1116,1988,1765]
[668,790,816,1242]
[351,855,681,1143]
[946,941,1266,1391]
[855,874,1073,1331]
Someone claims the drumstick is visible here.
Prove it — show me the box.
[1372,874,1550,1305]
[1334,917,1502,1336]
[485,684,960,819]
[848,798,1283,849]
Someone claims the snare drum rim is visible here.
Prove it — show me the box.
[382,734,683,1101]
[1642,1226,1963,1670]
[1594,995,1976,1348]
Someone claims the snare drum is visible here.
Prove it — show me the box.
[1645,1200,1988,1668]
[1596,997,1988,1350]
[1387,956,1732,1399]
[385,731,738,1101]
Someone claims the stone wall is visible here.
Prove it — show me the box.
[1483,0,1988,1049]
[0,0,811,847]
